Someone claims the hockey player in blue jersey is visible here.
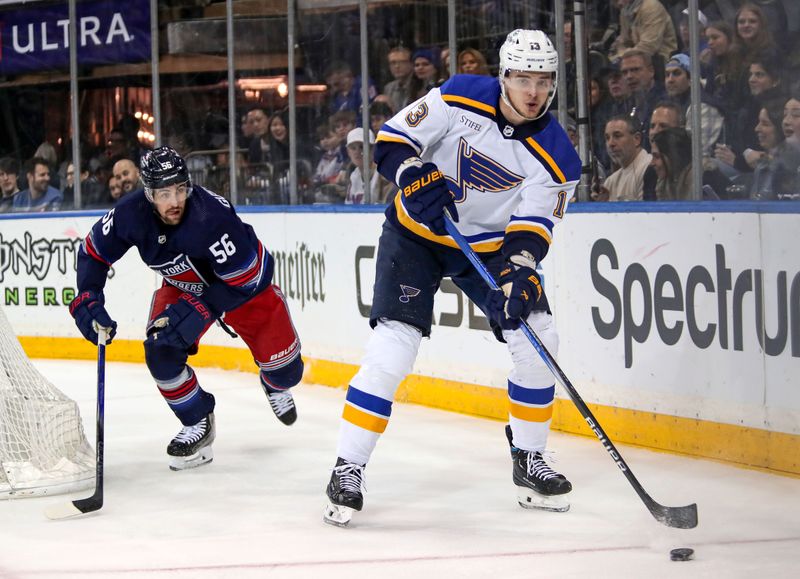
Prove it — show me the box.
[324,29,581,526]
[69,146,303,471]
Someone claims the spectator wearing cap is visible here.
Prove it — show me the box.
[0,157,20,213]
[409,48,440,101]
[383,46,414,113]
[342,128,392,205]
[664,53,724,158]
[594,115,652,202]
[13,157,62,212]
[677,7,709,55]
[609,0,677,63]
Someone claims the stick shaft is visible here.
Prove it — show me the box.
[442,214,697,528]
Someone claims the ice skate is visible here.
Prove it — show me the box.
[506,425,571,512]
[167,413,215,471]
[262,386,297,425]
[323,457,365,527]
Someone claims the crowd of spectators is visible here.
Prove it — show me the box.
[588,0,800,201]
[2,1,798,211]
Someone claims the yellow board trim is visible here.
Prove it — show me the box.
[342,404,389,433]
[525,137,567,184]
[19,336,800,476]
[441,94,496,115]
[509,401,553,422]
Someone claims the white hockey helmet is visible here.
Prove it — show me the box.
[499,29,559,120]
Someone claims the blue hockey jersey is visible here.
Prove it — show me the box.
[77,186,273,316]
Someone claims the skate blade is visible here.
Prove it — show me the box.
[516,486,570,512]
[323,502,355,527]
[169,446,214,471]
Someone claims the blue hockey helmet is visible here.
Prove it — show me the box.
[140,146,191,202]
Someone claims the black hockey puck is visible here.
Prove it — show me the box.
[670,548,694,561]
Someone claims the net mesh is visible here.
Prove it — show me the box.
[0,306,94,498]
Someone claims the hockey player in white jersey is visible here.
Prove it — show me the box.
[324,29,581,526]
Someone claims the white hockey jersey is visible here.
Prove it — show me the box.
[376,74,581,261]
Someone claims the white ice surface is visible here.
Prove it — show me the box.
[1,359,798,578]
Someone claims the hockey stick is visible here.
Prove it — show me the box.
[45,327,107,520]
[443,213,698,529]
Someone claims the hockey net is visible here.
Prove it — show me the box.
[0,305,94,498]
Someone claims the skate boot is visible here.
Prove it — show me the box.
[261,385,297,425]
[506,424,571,512]
[167,413,215,471]
[323,457,366,527]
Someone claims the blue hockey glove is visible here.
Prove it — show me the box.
[69,290,117,344]
[145,293,214,350]
[488,257,543,330]
[399,162,458,236]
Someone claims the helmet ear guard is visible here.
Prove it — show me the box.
[498,29,559,121]
[140,146,191,202]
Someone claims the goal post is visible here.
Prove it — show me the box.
[0,306,94,498]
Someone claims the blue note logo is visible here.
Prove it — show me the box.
[447,138,524,202]
[399,284,421,303]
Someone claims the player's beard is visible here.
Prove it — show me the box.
[158,204,184,225]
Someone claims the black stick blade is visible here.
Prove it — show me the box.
[649,501,698,529]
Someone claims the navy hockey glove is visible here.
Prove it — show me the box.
[69,290,117,344]
[399,162,458,236]
[145,293,214,350]
[488,257,543,330]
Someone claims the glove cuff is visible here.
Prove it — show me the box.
[508,250,537,271]
[395,157,424,185]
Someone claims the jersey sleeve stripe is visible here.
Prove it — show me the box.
[524,137,567,184]
[441,94,496,116]
[82,232,112,266]
[219,242,266,288]
[505,222,552,244]
[378,125,424,151]
[510,214,555,231]
[393,194,503,252]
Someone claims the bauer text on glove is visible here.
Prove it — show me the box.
[69,290,117,344]
[399,162,458,236]
[145,293,215,350]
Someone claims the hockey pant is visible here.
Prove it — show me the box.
[145,283,302,425]
[336,312,558,465]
